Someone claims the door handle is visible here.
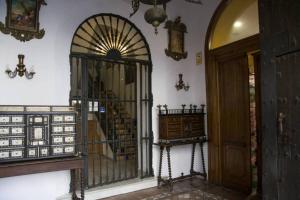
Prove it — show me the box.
[278,112,286,136]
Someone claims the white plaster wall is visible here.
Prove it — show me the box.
[151,0,220,180]
[0,0,220,199]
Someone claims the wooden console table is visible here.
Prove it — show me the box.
[154,137,207,191]
[0,157,85,200]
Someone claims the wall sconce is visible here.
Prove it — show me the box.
[5,54,35,79]
[175,73,190,91]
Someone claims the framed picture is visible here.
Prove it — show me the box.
[164,17,187,61]
[0,0,47,42]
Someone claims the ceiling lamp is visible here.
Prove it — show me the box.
[130,0,202,34]
[144,1,167,34]
[131,0,169,34]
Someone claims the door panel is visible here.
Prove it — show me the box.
[259,0,300,199]
[276,53,300,199]
[219,54,251,193]
[223,145,248,177]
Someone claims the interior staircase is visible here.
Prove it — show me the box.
[87,66,137,161]
[88,120,102,155]
[100,90,137,161]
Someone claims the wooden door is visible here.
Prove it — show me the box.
[218,53,251,193]
[206,35,259,192]
[276,53,300,199]
[259,0,300,199]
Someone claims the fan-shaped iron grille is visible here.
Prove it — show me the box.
[71,14,150,61]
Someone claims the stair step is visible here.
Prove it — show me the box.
[116,155,136,161]
[117,152,136,156]
[117,134,136,138]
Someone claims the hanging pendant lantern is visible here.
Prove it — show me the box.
[144,5,167,34]
[131,0,202,34]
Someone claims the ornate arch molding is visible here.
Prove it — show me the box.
[70,13,152,63]
[204,0,230,54]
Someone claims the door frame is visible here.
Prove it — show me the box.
[204,1,260,187]
[205,34,260,186]
[205,0,261,187]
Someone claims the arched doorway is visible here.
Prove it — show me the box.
[205,0,261,196]
[69,14,153,188]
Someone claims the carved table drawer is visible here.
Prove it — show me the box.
[158,108,206,140]
[0,148,24,160]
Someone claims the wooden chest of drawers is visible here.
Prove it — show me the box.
[0,106,77,163]
[158,105,206,141]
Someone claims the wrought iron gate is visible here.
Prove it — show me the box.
[69,13,153,188]
[70,54,152,188]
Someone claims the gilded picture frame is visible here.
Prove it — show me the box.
[165,17,187,61]
[0,0,47,42]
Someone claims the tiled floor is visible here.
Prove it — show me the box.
[101,178,248,200]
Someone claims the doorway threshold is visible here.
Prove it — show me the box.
[57,177,157,200]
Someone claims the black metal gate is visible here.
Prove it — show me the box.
[70,53,152,188]
[69,13,153,188]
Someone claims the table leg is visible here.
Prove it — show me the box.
[166,146,173,191]
[70,168,84,200]
[190,143,196,175]
[158,145,164,188]
[80,168,85,200]
[71,169,75,199]
[70,169,78,200]
[199,141,207,179]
